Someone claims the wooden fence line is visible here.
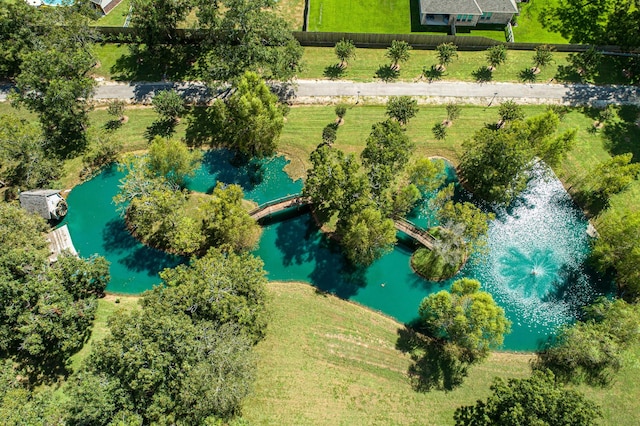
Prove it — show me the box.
[92,26,633,54]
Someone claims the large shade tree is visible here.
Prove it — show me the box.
[419,278,511,362]
[196,0,303,82]
[212,71,286,159]
[454,370,602,426]
[11,7,97,158]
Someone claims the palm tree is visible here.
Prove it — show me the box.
[334,39,356,69]
[532,45,554,73]
[435,42,458,71]
[486,45,507,71]
[386,40,412,70]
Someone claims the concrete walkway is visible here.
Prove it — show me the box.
[2,79,639,106]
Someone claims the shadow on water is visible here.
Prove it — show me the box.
[199,150,265,193]
[270,212,367,299]
[102,218,183,277]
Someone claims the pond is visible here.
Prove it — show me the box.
[62,152,609,351]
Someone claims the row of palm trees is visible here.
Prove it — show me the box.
[334,39,555,76]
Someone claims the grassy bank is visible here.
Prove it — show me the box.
[1,101,637,217]
[73,283,640,425]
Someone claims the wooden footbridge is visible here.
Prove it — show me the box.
[249,194,310,221]
[249,194,436,250]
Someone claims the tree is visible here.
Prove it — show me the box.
[214,71,285,158]
[130,0,193,49]
[459,127,530,206]
[0,1,46,79]
[0,114,61,191]
[435,42,458,71]
[67,312,255,425]
[585,153,640,203]
[10,8,97,158]
[335,104,347,123]
[147,136,202,186]
[438,201,495,254]
[149,248,269,343]
[569,47,603,81]
[201,183,262,252]
[591,210,640,298]
[535,298,640,386]
[419,278,511,362]
[432,122,448,140]
[541,0,640,48]
[532,45,554,72]
[408,157,446,194]
[0,203,108,381]
[338,205,396,266]
[321,124,338,145]
[486,44,507,70]
[445,103,461,124]
[334,39,356,68]
[454,370,602,426]
[106,100,126,121]
[303,145,369,218]
[386,40,412,70]
[498,100,525,124]
[361,120,414,196]
[196,0,303,82]
[152,89,186,123]
[385,96,419,126]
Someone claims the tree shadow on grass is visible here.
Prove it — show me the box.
[472,67,493,83]
[375,65,400,82]
[422,65,443,82]
[185,106,218,148]
[145,118,176,140]
[519,68,538,83]
[324,64,346,80]
[109,44,201,82]
[104,119,123,132]
[602,108,640,160]
[396,325,469,392]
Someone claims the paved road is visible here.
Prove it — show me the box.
[2,79,639,106]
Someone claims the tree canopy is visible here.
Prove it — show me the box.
[147,136,202,186]
[212,71,286,159]
[419,278,511,362]
[454,370,602,426]
[0,204,108,382]
[385,96,419,126]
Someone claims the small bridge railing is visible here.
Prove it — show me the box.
[394,218,438,246]
[248,193,307,217]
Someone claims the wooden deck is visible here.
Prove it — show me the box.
[47,224,78,262]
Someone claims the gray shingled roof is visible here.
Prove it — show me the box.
[420,0,482,15]
[420,0,517,15]
[476,0,518,13]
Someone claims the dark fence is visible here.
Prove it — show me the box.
[93,27,633,54]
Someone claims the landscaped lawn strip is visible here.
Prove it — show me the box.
[307,0,412,33]
[512,0,568,44]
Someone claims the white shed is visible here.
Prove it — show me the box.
[19,189,68,221]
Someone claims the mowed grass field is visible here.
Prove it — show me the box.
[308,0,412,33]
[68,283,640,425]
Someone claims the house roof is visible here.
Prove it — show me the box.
[477,0,518,13]
[420,0,482,15]
[20,189,61,197]
[420,0,517,15]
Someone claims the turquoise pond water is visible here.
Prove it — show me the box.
[62,153,610,351]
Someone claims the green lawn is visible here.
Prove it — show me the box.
[512,0,568,44]
[93,0,130,27]
[308,0,412,33]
